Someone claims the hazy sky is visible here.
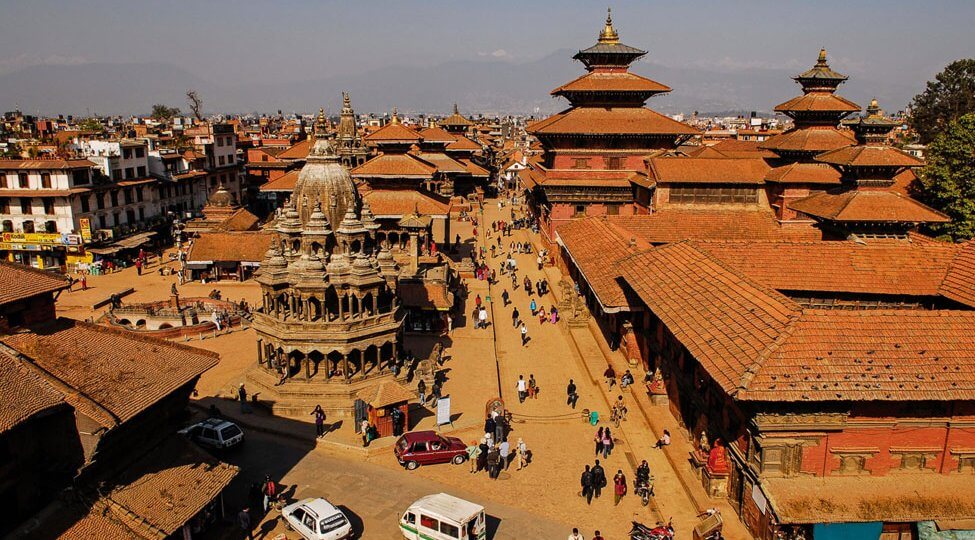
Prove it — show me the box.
[1,0,973,87]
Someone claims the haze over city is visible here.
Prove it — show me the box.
[2,0,974,115]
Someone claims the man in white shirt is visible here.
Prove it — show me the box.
[478,307,488,329]
[520,323,529,347]
[568,528,584,540]
[499,439,510,470]
[516,375,527,403]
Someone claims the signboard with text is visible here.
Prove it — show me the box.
[1,232,66,246]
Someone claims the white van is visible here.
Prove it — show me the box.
[399,493,486,540]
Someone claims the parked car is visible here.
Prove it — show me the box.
[283,498,354,540]
[394,430,467,470]
[178,418,244,450]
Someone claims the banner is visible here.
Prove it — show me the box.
[436,396,452,426]
[1,232,65,245]
[79,218,92,243]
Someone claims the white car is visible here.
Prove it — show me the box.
[283,498,354,540]
[178,418,244,450]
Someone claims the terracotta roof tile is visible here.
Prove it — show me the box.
[357,380,415,408]
[364,123,422,143]
[815,145,924,167]
[647,157,769,185]
[351,154,436,178]
[187,231,273,262]
[1,319,218,429]
[276,139,311,160]
[215,208,260,232]
[458,158,489,177]
[417,127,457,144]
[360,187,450,217]
[397,281,453,310]
[760,127,856,153]
[551,71,671,95]
[259,169,300,192]
[0,261,70,305]
[0,159,96,170]
[445,136,483,152]
[103,436,239,537]
[412,152,468,174]
[688,139,777,159]
[556,218,650,310]
[0,349,64,433]
[764,162,842,185]
[789,190,950,223]
[607,210,822,244]
[528,107,698,136]
[940,241,975,308]
[774,92,860,113]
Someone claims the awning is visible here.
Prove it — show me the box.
[812,522,882,540]
[114,231,156,249]
[86,246,122,255]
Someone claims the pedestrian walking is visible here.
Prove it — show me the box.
[475,294,482,308]
[604,365,617,389]
[485,415,497,440]
[580,465,594,505]
[567,379,579,408]
[361,419,371,447]
[477,438,489,472]
[418,379,427,404]
[591,459,606,499]
[238,507,253,540]
[517,438,529,470]
[502,289,510,306]
[478,307,488,329]
[516,375,527,403]
[262,475,278,512]
[311,405,326,438]
[595,427,604,457]
[135,259,143,276]
[614,470,627,506]
[537,254,543,271]
[495,414,506,442]
[512,307,520,327]
[529,298,537,316]
[80,274,88,290]
[237,383,251,414]
[466,441,481,473]
[431,381,442,406]
[520,323,529,346]
[528,374,538,399]
[569,528,585,540]
[593,530,605,540]
[602,427,613,458]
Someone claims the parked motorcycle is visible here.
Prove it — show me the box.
[630,519,674,540]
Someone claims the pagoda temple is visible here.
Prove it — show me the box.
[761,50,860,223]
[524,8,698,240]
[335,92,368,168]
[790,99,949,238]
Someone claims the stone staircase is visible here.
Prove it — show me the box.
[244,366,409,419]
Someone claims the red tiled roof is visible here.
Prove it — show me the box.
[357,380,415,407]
[694,139,777,159]
[0,159,96,170]
[551,71,671,95]
[351,154,436,178]
[259,169,300,192]
[187,231,273,262]
[774,92,860,113]
[760,127,856,153]
[608,210,822,244]
[695,241,961,297]
[364,123,423,143]
[418,127,457,144]
[412,152,468,174]
[0,261,70,305]
[764,162,842,185]
[647,157,769,185]
[104,436,239,537]
[940,241,975,308]
[528,107,698,136]
[458,158,489,177]
[789,190,950,224]
[445,136,482,152]
[619,241,975,402]
[397,281,453,311]
[0,188,89,197]
[215,208,261,232]
[556,218,651,310]
[277,139,311,160]
[815,145,924,167]
[0,349,65,433]
[1,319,218,429]
[360,187,450,217]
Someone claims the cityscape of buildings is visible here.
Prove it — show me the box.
[1,6,973,540]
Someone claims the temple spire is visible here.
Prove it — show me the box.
[315,108,328,138]
[598,7,619,44]
[390,107,400,125]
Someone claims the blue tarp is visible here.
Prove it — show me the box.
[813,522,883,540]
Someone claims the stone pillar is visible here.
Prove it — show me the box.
[339,295,346,320]
[257,339,263,364]
[342,354,350,381]
[305,356,311,379]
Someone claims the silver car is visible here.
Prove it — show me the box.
[283,498,354,540]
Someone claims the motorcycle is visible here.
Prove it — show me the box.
[630,519,674,540]
[634,476,654,506]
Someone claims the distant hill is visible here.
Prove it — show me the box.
[0,51,921,117]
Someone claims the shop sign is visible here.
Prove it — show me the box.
[79,218,93,243]
[1,232,66,245]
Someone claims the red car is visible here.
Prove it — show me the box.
[394,430,467,470]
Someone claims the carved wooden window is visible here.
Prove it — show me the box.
[572,158,590,169]
[669,186,759,205]
[606,204,619,216]
[573,205,586,217]
[606,156,623,170]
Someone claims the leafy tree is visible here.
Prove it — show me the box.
[77,117,104,132]
[2,142,21,158]
[909,59,975,144]
[150,104,181,121]
[918,113,975,240]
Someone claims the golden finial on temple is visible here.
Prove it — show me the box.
[598,7,619,44]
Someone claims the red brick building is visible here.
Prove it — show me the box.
[524,9,697,241]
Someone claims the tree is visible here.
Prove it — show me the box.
[918,113,975,240]
[77,118,104,132]
[186,90,204,121]
[151,104,181,121]
[909,59,975,144]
